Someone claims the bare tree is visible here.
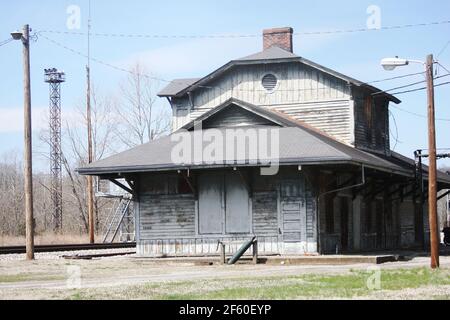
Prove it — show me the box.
[113,63,170,147]
[62,87,118,233]
[2,62,171,240]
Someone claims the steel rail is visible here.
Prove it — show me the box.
[0,242,136,255]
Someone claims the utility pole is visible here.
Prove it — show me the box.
[86,0,95,244]
[426,54,439,269]
[86,66,94,244]
[22,25,34,260]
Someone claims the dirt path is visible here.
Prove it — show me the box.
[1,254,449,299]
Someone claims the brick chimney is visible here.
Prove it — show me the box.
[263,27,294,52]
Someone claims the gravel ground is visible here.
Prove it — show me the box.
[0,253,449,299]
[0,248,136,261]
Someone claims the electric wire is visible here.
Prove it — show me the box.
[390,104,450,122]
[372,73,450,95]
[36,19,450,39]
[388,81,450,96]
[39,33,434,96]
[0,38,13,47]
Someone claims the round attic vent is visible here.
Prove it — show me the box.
[262,74,278,92]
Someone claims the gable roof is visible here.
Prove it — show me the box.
[77,99,449,185]
[179,97,298,131]
[157,46,401,104]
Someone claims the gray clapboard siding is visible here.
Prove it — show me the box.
[202,105,277,129]
[305,183,316,241]
[271,99,352,144]
[172,63,352,138]
[252,191,279,236]
[139,194,196,239]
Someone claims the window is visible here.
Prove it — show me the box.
[198,172,250,235]
[262,74,278,92]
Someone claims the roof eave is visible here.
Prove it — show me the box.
[77,158,416,179]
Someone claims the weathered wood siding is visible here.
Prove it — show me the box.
[136,168,319,256]
[271,100,352,144]
[139,194,196,239]
[202,105,278,129]
[171,63,353,144]
[397,199,416,247]
[252,191,279,236]
[353,90,390,154]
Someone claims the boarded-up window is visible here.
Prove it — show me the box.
[198,174,223,234]
[225,174,250,233]
[198,172,250,235]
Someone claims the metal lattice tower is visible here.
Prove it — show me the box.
[44,68,65,232]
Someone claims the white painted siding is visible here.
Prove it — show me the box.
[171,62,353,144]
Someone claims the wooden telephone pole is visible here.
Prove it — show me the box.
[86,0,95,244]
[86,66,94,244]
[426,54,439,269]
[23,24,34,260]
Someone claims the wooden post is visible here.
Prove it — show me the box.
[22,24,34,260]
[86,65,95,244]
[252,240,258,265]
[426,54,439,269]
[219,242,226,265]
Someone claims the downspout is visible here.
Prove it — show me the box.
[316,165,366,254]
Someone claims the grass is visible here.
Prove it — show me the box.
[0,273,65,283]
[64,267,450,300]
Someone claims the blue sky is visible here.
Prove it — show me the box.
[1,0,450,171]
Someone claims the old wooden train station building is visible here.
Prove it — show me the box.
[79,27,450,257]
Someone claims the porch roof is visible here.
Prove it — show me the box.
[76,125,450,186]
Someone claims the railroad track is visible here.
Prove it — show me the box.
[0,242,136,255]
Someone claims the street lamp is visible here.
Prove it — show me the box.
[381,54,440,269]
[11,25,34,261]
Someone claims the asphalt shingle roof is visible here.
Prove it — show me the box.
[77,99,450,185]
[157,46,400,104]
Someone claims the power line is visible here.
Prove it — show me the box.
[437,40,450,58]
[389,80,450,96]
[40,33,436,96]
[36,19,450,39]
[39,33,171,83]
[0,38,13,47]
[437,61,450,75]
[372,73,450,95]
[391,104,450,122]
[38,33,450,101]
[364,71,425,85]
